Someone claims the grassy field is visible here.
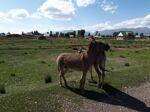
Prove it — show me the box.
[0,38,150,112]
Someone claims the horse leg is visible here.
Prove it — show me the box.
[61,68,68,87]
[62,74,68,87]
[101,70,105,88]
[89,67,94,81]
[80,70,88,92]
[59,71,63,87]
[99,64,106,88]
[59,66,68,87]
[94,63,102,88]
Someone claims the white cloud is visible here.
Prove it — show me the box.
[0,12,8,21]
[84,14,150,32]
[76,0,96,7]
[31,12,42,19]
[0,11,14,23]
[8,9,29,19]
[37,0,76,20]
[84,21,113,32]
[100,0,118,14]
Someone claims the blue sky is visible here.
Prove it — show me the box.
[0,0,150,33]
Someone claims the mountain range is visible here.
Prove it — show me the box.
[44,27,150,36]
[99,27,150,35]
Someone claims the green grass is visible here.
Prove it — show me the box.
[0,38,150,112]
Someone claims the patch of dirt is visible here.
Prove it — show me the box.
[79,82,150,112]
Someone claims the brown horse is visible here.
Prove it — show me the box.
[56,38,109,92]
[79,43,110,88]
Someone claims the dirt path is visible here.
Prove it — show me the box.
[80,83,150,112]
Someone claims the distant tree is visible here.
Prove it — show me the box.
[135,32,138,35]
[55,32,59,37]
[81,29,85,37]
[113,32,119,37]
[7,32,11,35]
[140,33,144,38]
[49,31,53,37]
[77,30,80,37]
[61,33,65,37]
[95,31,99,36]
[73,31,76,37]
[33,30,41,35]
[22,32,24,35]
[78,29,85,38]
[59,32,63,37]
[88,33,91,37]
[65,33,69,38]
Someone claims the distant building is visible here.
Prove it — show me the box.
[116,31,135,40]
[69,34,74,38]
[135,34,141,38]
[94,35,102,38]
[6,34,21,37]
[24,32,34,36]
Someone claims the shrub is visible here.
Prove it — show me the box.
[41,61,46,64]
[24,52,28,55]
[0,60,5,64]
[72,47,78,50]
[120,55,126,58]
[10,73,16,77]
[45,75,52,83]
[127,46,131,48]
[0,84,6,94]
[135,51,140,53]
[125,63,130,67]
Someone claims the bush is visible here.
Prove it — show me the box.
[45,75,52,83]
[72,47,78,51]
[120,55,126,58]
[125,63,130,67]
[41,61,46,64]
[0,84,6,94]
[0,60,5,64]
[24,52,28,55]
[135,51,140,53]
[10,73,16,77]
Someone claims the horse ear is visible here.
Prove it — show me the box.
[89,36,95,43]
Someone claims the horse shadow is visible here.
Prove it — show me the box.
[68,83,150,112]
